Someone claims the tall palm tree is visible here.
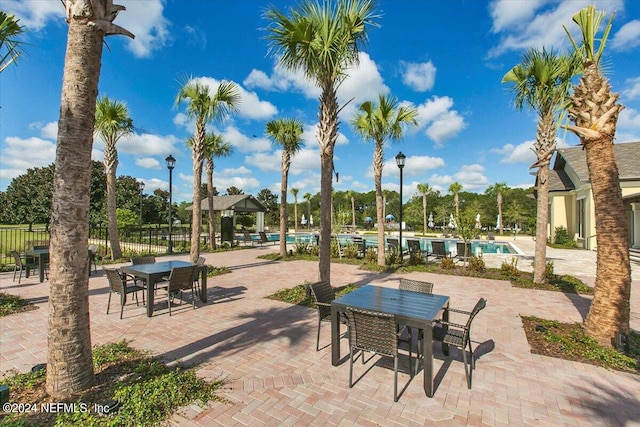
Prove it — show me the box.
[502,48,581,284]
[564,5,630,346]
[94,95,134,260]
[176,79,240,262]
[266,118,304,257]
[265,0,379,281]
[448,182,463,217]
[47,0,133,399]
[188,132,231,249]
[304,192,312,229]
[417,183,433,235]
[290,187,300,232]
[0,11,24,73]
[351,94,418,266]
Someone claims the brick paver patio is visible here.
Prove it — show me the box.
[1,238,638,426]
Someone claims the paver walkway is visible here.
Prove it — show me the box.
[1,239,638,426]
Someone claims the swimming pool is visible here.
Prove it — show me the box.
[283,233,521,255]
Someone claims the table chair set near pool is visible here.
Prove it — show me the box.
[311,279,487,401]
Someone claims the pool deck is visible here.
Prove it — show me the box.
[1,238,638,426]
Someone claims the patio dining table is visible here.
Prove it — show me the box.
[331,284,449,398]
[120,260,207,317]
[25,248,49,283]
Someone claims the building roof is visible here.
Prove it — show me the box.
[186,195,268,212]
[555,141,640,183]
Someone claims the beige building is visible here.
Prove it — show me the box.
[545,141,640,250]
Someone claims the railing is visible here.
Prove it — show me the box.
[0,224,193,268]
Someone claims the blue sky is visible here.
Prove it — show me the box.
[1,0,639,203]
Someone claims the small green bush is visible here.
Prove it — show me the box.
[501,257,520,277]
[468,255,486,272]
[554,226,575,246]
[440,258,455,270]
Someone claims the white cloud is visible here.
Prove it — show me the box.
[222,126,272,153]
[2,0,64,31]
[453,164,489,190]
[622,77,640,100]
[611,20,640,51]
[487,0,623,58]
[492,140,536,164]
[372,155,445,179]
[302,123,348,147]
[1,136,56,171]
[401,61,436,92]
[6,0,173,58]
[413,96,466,147]
[135,157,161,169]
[113,0,171,58]
[220,166,252,176]
[243,52,388,118]
[143,178,168,192]
[617,107,640,142]
[117,132,180,156]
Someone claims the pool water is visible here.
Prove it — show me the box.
[283,233,518,255]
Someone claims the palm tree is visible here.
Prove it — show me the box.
[448,182,463,217]
[47,0,133,399]
[290,188,300,232]
[351,94,418,266]
[266,118,304,257]
[176,79,240,262]
[304,192,312,229]
[188,132,231,249]
[0,11,24,73]
[94,95,134,260]
[564,5,631,346]
[265,0,379,281]
[503,48,581,284]
[417,183,433,235]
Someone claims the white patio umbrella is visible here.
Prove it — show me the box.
[428,212,434,229]
[309,215,313,227]
[301,214,307,225]
[475,213,481,229]
[448,214,456,229]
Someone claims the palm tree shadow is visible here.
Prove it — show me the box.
[575,382,640,425]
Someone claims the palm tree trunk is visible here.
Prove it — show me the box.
[206,159,215,249]
[571,62,631,346]
[583,136,631,343]
[373,142,385,266]
[533,114,556,284]
[317,84,338,283]
[279,154,290,257]
[105,159,122,260]
[190,121,206,263]
[47,15,100,399]
[293,196,298,233]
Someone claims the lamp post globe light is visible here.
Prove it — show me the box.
[166,155,176,254]
[138,180,145,226]
[395,151,406,263]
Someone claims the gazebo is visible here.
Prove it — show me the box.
[186,195,269,231]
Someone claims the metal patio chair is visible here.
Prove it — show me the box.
[104,267,146,319]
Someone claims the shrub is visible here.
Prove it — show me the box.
[440,258,455,270]
[545,260,554,280]
[554,226,572,245]
[468,255,486,272]
[342,243,359,259]
[365,248,377,263]
[501,257,520,277]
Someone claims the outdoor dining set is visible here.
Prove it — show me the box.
[310,279,486,401]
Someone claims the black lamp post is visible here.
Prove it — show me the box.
[165,155,176,254]
[395,151,406,263]
[138,180,145,226]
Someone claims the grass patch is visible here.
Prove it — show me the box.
[521,316,639,374]
[0,340,225,427]
[0,292,37,317]
[205,265,231,277]
[267,282,359,308]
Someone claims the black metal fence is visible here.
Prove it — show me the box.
[1,225,193,267]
